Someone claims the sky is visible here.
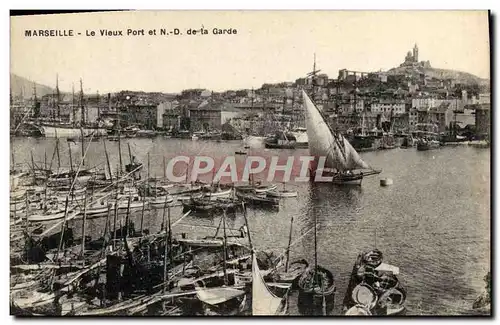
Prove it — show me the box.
[10,11,490,94]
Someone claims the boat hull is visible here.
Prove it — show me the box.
[297,288,335,315]
[28,211,69,222]
[38,125,107,138]
[264,141,296,149]
[332,175,363,186]
[416,142,441,151]
[235,192,279,208]
[266,190,298,198]
[148,196,175,208]
[296,266,336,315]
[311,169,381,186]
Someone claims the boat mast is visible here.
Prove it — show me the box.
[117,101,123,176]
[242,202,253,249]
[56,137,61,172]
[362,110,366,136]
[72,83,76,125]
[165,204,172,297]
[80,78,85,126]
[313,211,318,284]
[33,82,37,117]
[147,152,150,181]
[97,90,101,122]
[81,193,88,261]
[285,216,294,272]
[282,96,286,129]
[222,209,228,285]
[56,74,60,120]
[163,204,170,299]
[127,143,133,164]
[312,53,317,100]
[103,139,113,182]
[80,126,85,166]
[163,156,166,181]
[307,53,321,105]
[68,142,74,173]
[250,87,254,134]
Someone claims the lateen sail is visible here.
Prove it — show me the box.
[196,287,245,306]
[252,253,283,315]
[302,90,370,171]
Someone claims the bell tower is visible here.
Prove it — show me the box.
[413,43,419,62]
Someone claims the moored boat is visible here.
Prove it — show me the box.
[342,250,407,316]
[266,189,298,198]
[252,252,289,315]
[235,183,277,194]
[297,265,336,315]
[416,138,441,151]
[235,191,279,208]
[264,131,298,149]
[147,195,175,208]
[28,209,70,222]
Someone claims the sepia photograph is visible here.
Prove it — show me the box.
[9,10,491,316]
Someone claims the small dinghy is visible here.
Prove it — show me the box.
[275,259,309,286]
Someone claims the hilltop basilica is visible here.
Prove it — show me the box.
[400,44,431,68]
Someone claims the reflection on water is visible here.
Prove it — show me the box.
[11,137,490,315]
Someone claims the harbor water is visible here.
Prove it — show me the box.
[11,137,490,315]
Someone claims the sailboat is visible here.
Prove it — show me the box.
[36,78,107,138]
[302,90,381,185]
[349,110,377,152]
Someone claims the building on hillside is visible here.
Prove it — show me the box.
[339,98,364,114]
[370,99,405,114]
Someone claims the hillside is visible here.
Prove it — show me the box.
[10,73,54,99]
[386,65,489,87]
